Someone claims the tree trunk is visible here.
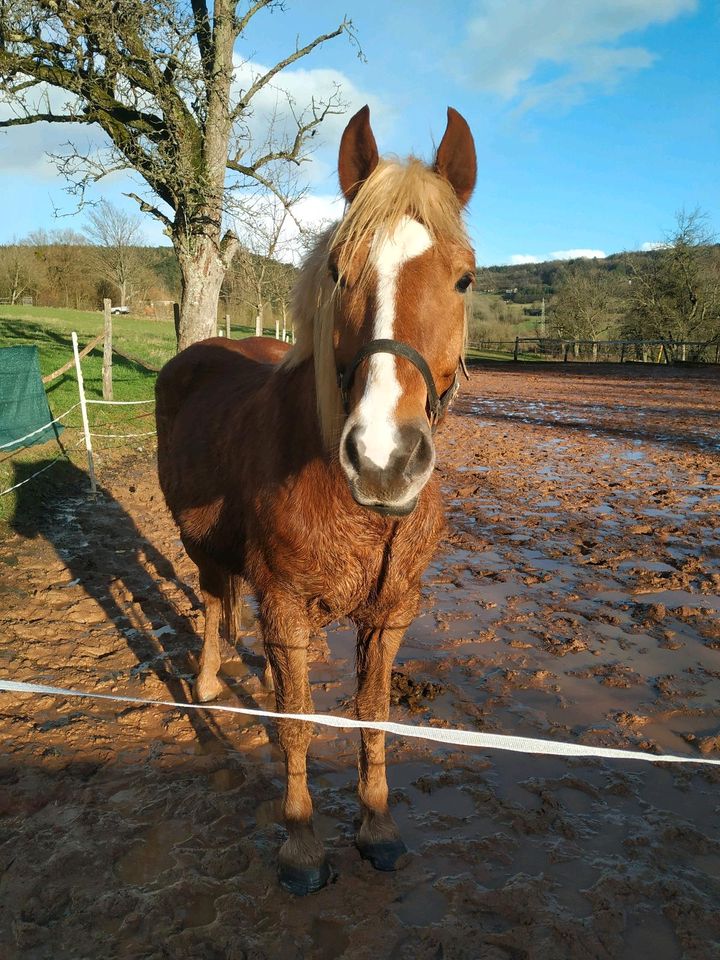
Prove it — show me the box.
[176,238,228,351]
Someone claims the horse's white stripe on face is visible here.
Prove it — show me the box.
[354,217,432,469]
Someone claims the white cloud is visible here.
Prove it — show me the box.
[278,193,345,265]
[0,82,104,178]
[0,57,386,202]
[460,0,697,110]
[231,58,391,189]
[641,240,670,251]
[550,248,606,260]
[510,254,542,264]
[507,248,606,264]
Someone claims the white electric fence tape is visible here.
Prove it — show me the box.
[89,430,156,439]
[0,402,80,450]
[2,678,719,767]
[85,399,155,405]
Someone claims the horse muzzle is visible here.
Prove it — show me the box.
[339,418,435,517]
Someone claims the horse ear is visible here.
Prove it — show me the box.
[434,107,477,207]
[338,105,379,202]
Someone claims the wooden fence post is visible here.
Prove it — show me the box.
[513,337,520,361]
[173,302,181,350]
[72,331,97,496]
[225,313,231,338]
[102,299,113,401]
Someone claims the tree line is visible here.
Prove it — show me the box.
[473,209,720,353]
[0,199,298,332]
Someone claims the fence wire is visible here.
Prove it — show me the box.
[1,334,158,499]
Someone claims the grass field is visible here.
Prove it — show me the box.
[0,306,265,524]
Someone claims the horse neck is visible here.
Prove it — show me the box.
[274,355,336,466]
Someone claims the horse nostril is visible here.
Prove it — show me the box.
[399,424,433,480]
[343,427,362,474]
[405,430,432,476]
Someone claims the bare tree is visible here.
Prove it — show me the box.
[623,209,720,355]
[85,199,143,307]
[0,242,38,303]
[549,267,617,356]
[228,186,296,336]
[26,228,91,308]
[0,1,354,348]
[266,258,296,340]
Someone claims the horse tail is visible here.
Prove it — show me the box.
[223,574,245,645]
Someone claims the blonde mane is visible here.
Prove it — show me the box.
[282,158,473,450]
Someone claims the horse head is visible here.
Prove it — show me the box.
[330,106,477,516]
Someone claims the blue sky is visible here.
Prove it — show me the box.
[0,0,718,266]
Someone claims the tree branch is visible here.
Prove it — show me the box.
[234,0,276,36]
[0,112,83,127]
[125,192,173,232]
[232,20,349,118]
[190,0,213,78]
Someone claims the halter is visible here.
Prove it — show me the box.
[337,339,466,431]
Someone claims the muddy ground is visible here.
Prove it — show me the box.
[1,364,719,960]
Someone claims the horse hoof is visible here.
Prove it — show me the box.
[194,675,223,703]
[278,859,331,896]
[357,838,408,872]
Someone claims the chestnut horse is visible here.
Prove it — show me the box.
[156,105,476,895]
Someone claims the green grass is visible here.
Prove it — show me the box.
[0,305,272,525]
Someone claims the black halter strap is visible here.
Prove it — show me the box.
[337,338,461,430]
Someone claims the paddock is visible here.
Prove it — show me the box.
[1,365,719,959]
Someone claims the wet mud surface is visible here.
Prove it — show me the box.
[1,366,719,959]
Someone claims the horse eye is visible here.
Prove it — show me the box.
[455,273,475,293]
[329,263,347,288]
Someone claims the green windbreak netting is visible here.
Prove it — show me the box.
[0,346,64,452]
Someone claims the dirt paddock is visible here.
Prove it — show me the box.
[1,365,719,960]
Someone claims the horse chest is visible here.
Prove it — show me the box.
[255,492,442,624]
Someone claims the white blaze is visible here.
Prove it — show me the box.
[354,216,432,469]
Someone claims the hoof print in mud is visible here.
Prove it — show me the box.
[278,859,332,896]
[357,838,409,872]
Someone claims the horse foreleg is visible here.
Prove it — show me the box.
[261,592,328,895]
[355,598,417,871]
[195,567,225,704]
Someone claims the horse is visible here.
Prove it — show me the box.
[155,104,477,895]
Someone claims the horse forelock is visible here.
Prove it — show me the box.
[281,158,472,452]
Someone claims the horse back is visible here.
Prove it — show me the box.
[155,337,286,511]
[156,337,286,421]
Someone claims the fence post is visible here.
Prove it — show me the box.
[225,313,231,338]
[173,302,181,350]
[72,331,97,496]
[513,337,519,361]
[102,299,113,401]
[620,342,625,363]
[563,342,570,362]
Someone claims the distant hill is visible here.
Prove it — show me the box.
[478,251,640,304]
